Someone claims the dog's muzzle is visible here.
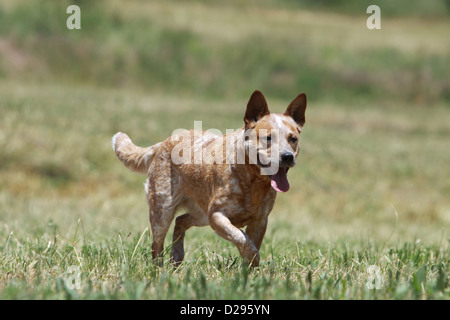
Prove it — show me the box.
[280,151,295,167]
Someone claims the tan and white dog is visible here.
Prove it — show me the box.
[112,90,307,267]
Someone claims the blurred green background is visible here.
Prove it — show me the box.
[0,0,449,299]
[1,0,449,103]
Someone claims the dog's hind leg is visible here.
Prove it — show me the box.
[149,203,176,266]
[170,212,208,267]
[146,168,182,266]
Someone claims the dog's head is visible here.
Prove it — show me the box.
[243,90,307,193]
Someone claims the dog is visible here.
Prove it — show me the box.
[112,90,306,267]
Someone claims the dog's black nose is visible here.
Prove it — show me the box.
[281,152,294,164]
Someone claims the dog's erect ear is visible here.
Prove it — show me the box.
[244,90,270,127]
[284,93,307,126]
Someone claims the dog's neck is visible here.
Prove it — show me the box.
[223,128,271,182]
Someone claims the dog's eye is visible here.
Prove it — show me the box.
[289,136,298,143]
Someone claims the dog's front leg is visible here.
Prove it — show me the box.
[245,218,268,251]
[209,211,260,267]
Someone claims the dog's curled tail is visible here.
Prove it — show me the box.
[112,132,161,175]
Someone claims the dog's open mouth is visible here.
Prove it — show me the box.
[270,167,290,193]
[257,155,291,193]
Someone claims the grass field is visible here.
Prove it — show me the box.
[0,0,449,300]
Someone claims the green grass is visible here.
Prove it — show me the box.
[1,188,448,300]
[1,227,448,299]
[0,0,449,299]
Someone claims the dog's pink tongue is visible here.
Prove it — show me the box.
[270,168,290,192]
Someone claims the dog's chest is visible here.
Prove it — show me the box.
[227,181,276,227]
